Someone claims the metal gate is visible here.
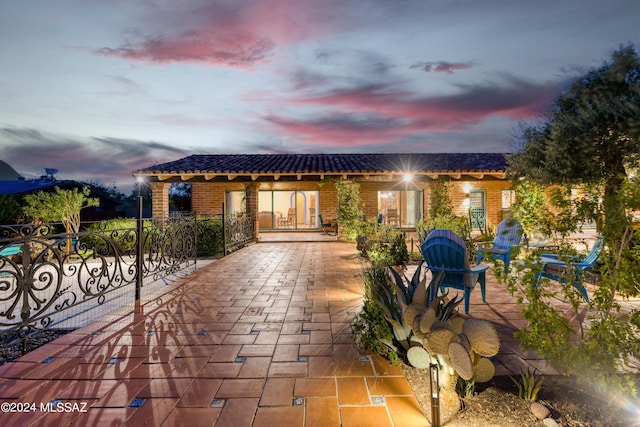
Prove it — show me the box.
[469,190,486,231]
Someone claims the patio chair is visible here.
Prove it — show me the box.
[318,214,337,235]
[477,218,524,273]
[535,235,604,302]
[386,208,399,226]
[421,229,489,314]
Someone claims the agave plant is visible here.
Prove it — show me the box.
[510,367,545,401]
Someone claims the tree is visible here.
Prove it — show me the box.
[506,46,640,394]
[509,45,640,238]
[334,180,364,241]
[22,186,99,234]
[0,194,22,225]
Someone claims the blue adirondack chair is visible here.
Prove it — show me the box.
[421,229,489,314]
[536,236,604,302]
[476,218,524,273]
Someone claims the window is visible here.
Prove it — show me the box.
[225,191,246,214]
[377,190,423,228]
[501,189,515,209]
[258,190,319,230]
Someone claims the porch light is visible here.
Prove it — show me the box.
[402,173,413,183]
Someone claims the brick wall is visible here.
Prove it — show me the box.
[153,178,513,229]
[150,182,170,218]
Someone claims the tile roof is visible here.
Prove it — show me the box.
[135,153,507,175]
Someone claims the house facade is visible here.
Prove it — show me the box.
[133,153,513,234]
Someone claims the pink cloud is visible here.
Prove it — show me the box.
[97,30,275,68]
[264,78,560,146]
[94,0,342,68]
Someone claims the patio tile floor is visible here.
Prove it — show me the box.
[0,240,590,426]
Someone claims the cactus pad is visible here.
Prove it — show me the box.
[419,307,437,334]
[426,327,455,355]
[402,303,425,328]
[448,342,473,380]
[407,346,432,369]
[462,318,500,357]
[472,357,495,383]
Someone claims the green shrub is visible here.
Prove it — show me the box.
[196,217,223,256]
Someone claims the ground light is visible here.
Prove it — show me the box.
[429,363,440,426]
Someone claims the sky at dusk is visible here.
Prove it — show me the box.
[1,0,639,193]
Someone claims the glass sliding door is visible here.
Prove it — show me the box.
[377,190,423,228]
[258,190,319,230]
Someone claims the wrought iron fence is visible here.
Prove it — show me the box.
[223,213,255,255]
[0,212,256,355]
[0,217,197,353]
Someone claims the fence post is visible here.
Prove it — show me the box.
[193,214,198,269]
[222,202,227,256]
[136,195,143,301]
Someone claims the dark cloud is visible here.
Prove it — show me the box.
[0,127,188,192]
[410,61,474,74]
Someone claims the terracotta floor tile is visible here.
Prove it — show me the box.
[238,344,275,357]
[259,378,294,406]
[137,377,193,398]
[299,344,333,357]
[280,322,303,335]
[93,379,150,408]
[333,343,361,361]
[309,330,332,344]
[334,360,375,377]
[28,405,86,427]
[215,378,265,398]
[337,377,370,405]
[340,406,393,427]
[57,379,120,399]
[305,397,340,427]
[69,407,136,426]
[161,407,220,427]
[126,362,173,379]
[125,397,178,426]
[20,379,77,403]
[92,357,146,380]
[208,345,242,362]
[366,376,413,396]
[0,379,46,398]
[308,356,335,377]
[167,357,209,378]
[276,334,309,345]
[221,334,257,345]
[177,378,223,407]
[253,406,304,427]
[294,378,336,397]
[371,355,405,376]
[267,362,307,377]
[386,396,430,427]
[238,357,271,378]
[174,345,218,358]
[272,344,299,362]
[213,397,259,427]
[198,363,242,378]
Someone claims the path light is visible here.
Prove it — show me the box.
[136,176,145,300]
[429,363,440,427]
